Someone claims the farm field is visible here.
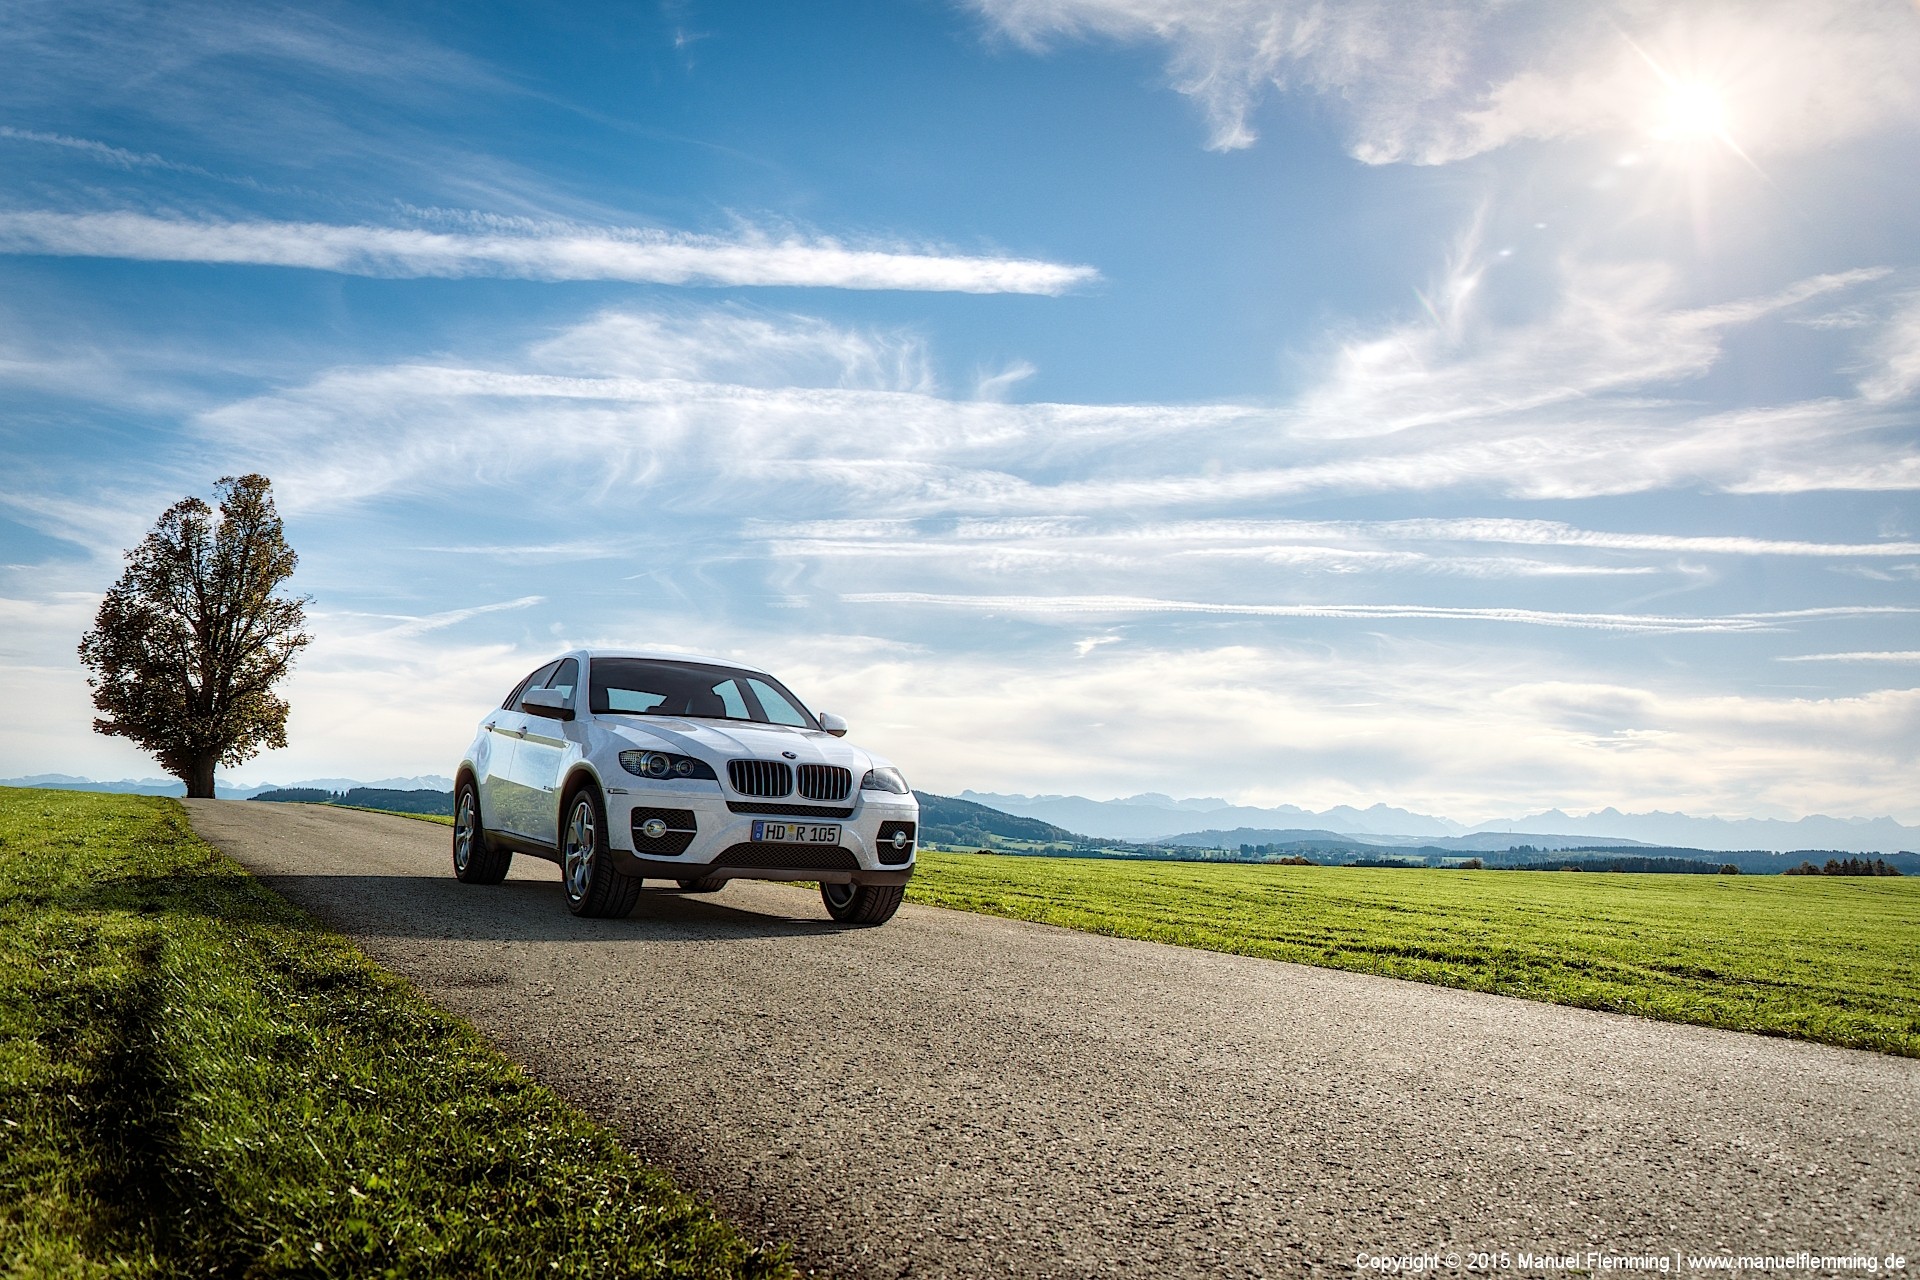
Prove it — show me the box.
[0,787,789,1278]
[906,850,1920,1056]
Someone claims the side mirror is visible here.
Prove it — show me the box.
[817,711,849,737]
[521,687,574,721]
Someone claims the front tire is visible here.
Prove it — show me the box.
[821,881,904,926]
[561,786,641,918]
[452,781,512,884]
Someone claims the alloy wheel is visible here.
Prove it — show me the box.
[563,798,596,901]
[454,790,476,872]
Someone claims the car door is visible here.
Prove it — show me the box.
[511,657,578,848]
[489,660,558,837]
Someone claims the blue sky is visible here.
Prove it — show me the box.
[2,0,1918,822]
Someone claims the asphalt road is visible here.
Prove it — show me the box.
[184,800,1918,1277]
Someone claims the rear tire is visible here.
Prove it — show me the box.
[678,875,726,893]
[561,785,641,918]
[452,781,512,884]
[820,881,904,926]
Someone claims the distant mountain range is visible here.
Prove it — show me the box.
[1160,828,1651,854]
[959,792,1465,840]
[961,791,1920,854]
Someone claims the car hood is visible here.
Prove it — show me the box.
[601,717,887,770]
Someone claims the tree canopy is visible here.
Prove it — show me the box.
[78,474,311,798]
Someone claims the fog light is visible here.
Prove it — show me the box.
[891,830,910,851]
[640,817,669,840]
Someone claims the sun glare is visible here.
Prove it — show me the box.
[1652,82,1728,144]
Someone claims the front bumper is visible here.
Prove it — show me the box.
[604,783,918,885]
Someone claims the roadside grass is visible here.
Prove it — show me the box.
[0,787,791,1279]
[906,851,1920,1057]
[335,804,452,826]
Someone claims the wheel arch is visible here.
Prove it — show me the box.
[454,762,487,827]
[558,762,608,815]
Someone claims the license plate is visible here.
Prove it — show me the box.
[751,820,840,844]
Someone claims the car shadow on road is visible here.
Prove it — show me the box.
[250,875,846,942]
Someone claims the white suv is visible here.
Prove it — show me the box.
[452,650,917,925]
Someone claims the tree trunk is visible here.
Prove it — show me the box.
[186,756,217,799]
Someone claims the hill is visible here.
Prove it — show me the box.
[913,792,1079,848]
[252,787,453,815]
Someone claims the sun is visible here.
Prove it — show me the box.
[1653,82,1729,143]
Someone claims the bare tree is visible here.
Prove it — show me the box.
[78,474,311,798]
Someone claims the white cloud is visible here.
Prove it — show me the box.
[753,513,1920,588]
[1355,519,1920,558]
[974,359,1038,401]
[972,0,1481,153]
[0,210,1100,295]
[778,639,1920,822]
[319,596,546,646]
[971,0,1920,162]
[760,515,1920,561]
[1292,264,1887,440]
[528,309,938,390]
[1859,292,1920,403]
[1779,651,1920,663]
[0,125,188,172]
[839,592,1915,635]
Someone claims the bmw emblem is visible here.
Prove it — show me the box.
[782,750,797,759]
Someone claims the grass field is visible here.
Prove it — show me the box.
[905,850,1920,1056]
[0,787,790,1279]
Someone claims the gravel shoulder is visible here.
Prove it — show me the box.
[184,800,1919,1277]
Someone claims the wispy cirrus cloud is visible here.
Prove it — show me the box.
[0,210,1100,294]
[1293,263,1889,441]
[752,514,1920,585]
[0,125,199,173]
[1859,292,1920,403]
[1779,650,1920,663]
[331,594,547,642]
[183,269,1920,525]
[839,592,1916,635]
[1352,519,1920,558]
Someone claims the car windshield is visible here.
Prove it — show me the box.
[588,658,819,729]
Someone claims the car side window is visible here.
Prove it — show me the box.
[546,658,579,704]
[712,679,750,719]
[510,661,561,711]
[501,669,540,709]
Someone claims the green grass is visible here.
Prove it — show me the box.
[333,804,452,826]
[0,787,791,1279]
[906,851,1920,1056]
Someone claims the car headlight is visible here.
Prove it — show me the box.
[619,750,716,781]
[860,766,910,794]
